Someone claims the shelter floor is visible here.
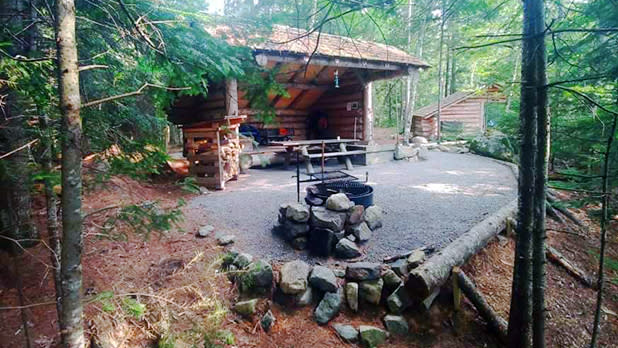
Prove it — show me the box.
[188,151,517,262]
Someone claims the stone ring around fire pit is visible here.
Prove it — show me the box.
[275,193,383,259]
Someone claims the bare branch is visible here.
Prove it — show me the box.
[81,83,190,108]
[0,139,39,160]
[78,64,108,72]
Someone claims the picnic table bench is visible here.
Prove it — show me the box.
[270,138,362,174]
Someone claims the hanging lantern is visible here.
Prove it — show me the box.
[334,69,340,88]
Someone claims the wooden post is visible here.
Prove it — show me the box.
[363,82,374,143]
[225,79,238,116]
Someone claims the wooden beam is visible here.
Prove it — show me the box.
[311,65,328,84]
[255,52,405,71]
[282,82,330,91]
[363,82,374,143]
[225,79,238,116]
[288,89,308,109]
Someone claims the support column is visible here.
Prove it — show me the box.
[363,82,374,143]
[225,78,238,116]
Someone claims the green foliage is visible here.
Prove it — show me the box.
[204,330,235,348]
[177,176,202,194]
[101,200,185,240]
[242,67,289,125]
[122,297,147,320]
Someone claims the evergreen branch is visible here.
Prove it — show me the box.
[553,86,618,116]
[0,48,54,62]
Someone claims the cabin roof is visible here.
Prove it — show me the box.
[414,85,505,119]
[413,91,474,119]
[208,24,430,69]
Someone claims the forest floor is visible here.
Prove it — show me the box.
[1,170,617,347]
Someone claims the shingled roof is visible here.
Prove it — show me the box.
[208,24,430,69]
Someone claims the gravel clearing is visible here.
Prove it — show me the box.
[188,151,517,262]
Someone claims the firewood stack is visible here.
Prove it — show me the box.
[183,115,245,190]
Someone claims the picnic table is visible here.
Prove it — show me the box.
[270,138,363,173]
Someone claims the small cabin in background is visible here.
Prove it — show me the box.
[412,85,504,139]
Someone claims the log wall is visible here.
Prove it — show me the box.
[412,98,486,139]
[170,75,363,140]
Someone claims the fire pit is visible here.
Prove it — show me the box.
[305,181,374,208]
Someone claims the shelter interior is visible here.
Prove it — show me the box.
[169,55,418,145]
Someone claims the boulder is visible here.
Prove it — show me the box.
[347,222,372,243]
[260,310,275,332]
[216,233,235,246]
[232,253,253,269]
[346,234,358,242]
[383,315,408,335]
[311,206,346,231]
[364,206,383,230]
[296,286,314,306]
[359,325,387,347]
[239,259,273,293]
[280,260,310,295]
[333,324,359,343]
[335,239,362,259]
[346,262,381,281]
[407,249,425,269]
[382,269,402,291]
[314,290,343,325]
[233,299,257,317]
[389,258,409,277]
[197,225,214,237]
[411,136,428,145]
[345,282,359,312]
[286,203,310,223]
[308,228,337,256]
[280,219,310,241]
[333,268,346,278]
[326,193,353,212]
[469,132,515,162]
[309,266,338,292]
[279,202,293,216]
[394,143,419,160]
[359,279,384,305]
[290,236,308,250]
[386,285,412,314]
[347,205,365,225]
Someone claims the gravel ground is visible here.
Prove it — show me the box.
[188,151,517,263]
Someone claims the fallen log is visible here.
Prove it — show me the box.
[546,194,586,228]
[546,245,595,289]
[405,199,518,298]
[452,267,508,342]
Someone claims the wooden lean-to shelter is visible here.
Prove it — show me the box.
[169,24,429,189]
[412,85,504,139]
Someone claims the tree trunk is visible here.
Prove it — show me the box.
[41,116,63,325]
[435,0,446,142]
[507,1,543,346]
[0,0,38,248]
[590,112,617,348]
[56,0,85,346]
[531,0,549,342]
[402,0,414,144]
